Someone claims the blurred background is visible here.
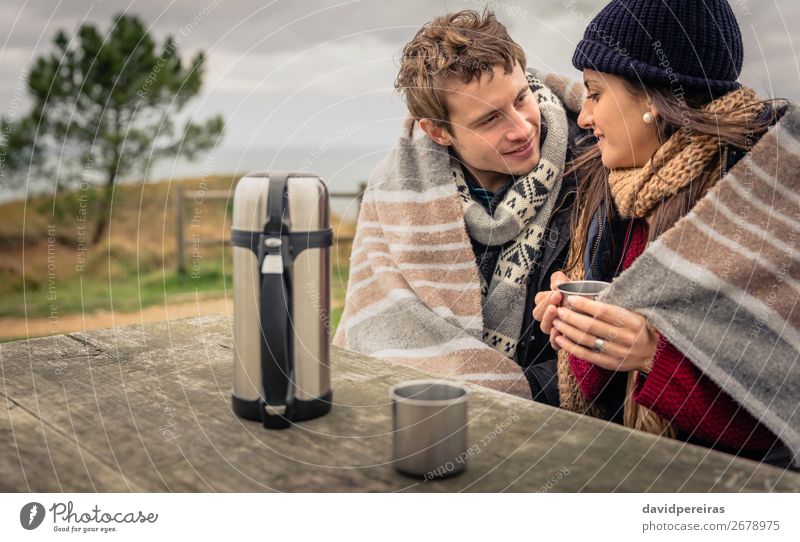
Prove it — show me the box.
[1,0,797,342]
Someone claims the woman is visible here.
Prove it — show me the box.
[533,0,798,468]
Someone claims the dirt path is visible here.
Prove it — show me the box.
[0,296,234,341]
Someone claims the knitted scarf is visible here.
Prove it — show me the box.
[453,72,568,357]
[558,88,800,466]
[332,73,568,399]
[609,87,763,218]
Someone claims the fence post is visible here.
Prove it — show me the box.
[357,181,367,216]
[176,186,186,275]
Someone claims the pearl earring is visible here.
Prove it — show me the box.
[643,112,655,124]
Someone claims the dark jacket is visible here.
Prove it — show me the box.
[515,166,575,406]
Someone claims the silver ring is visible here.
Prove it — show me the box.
[592,338,605,354]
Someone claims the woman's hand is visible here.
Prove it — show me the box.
[551,295,659,372]
[532,271,570,350]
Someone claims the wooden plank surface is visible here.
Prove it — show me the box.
[1,314,798,492]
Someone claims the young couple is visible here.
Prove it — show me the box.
[334,0,799,470]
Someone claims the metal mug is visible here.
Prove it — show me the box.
[390,379,470,480]
[556,280,611,308]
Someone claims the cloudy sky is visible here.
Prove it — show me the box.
[1,0,798,194]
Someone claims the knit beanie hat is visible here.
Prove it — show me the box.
[572,0,743,97]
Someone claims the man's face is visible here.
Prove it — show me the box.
[432,62,542,187]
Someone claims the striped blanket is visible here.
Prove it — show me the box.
[601,103,800,466]
[333,73,578,400]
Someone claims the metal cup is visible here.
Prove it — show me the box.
[389,379,469,480]
[556,280,611,309]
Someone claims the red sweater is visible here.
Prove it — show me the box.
[568,220,777,451]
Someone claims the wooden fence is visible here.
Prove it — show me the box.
[174,182,366,274]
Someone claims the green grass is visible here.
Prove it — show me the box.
[2,262,232,319]
[330,262,349,334]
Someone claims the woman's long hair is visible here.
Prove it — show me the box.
[563,80,784,275]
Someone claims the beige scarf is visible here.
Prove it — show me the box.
[558,86,765,436]
[609,87,763,218]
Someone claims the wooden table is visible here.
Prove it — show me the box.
[2,314,798,492]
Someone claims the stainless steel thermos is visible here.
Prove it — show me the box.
[231,172,333,429]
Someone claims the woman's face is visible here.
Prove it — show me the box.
[577,69,661,169]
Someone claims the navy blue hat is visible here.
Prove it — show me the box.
[572,0,743,96]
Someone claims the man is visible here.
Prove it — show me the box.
[333,10,583,402]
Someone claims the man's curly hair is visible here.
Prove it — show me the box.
[394,10,526,127]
